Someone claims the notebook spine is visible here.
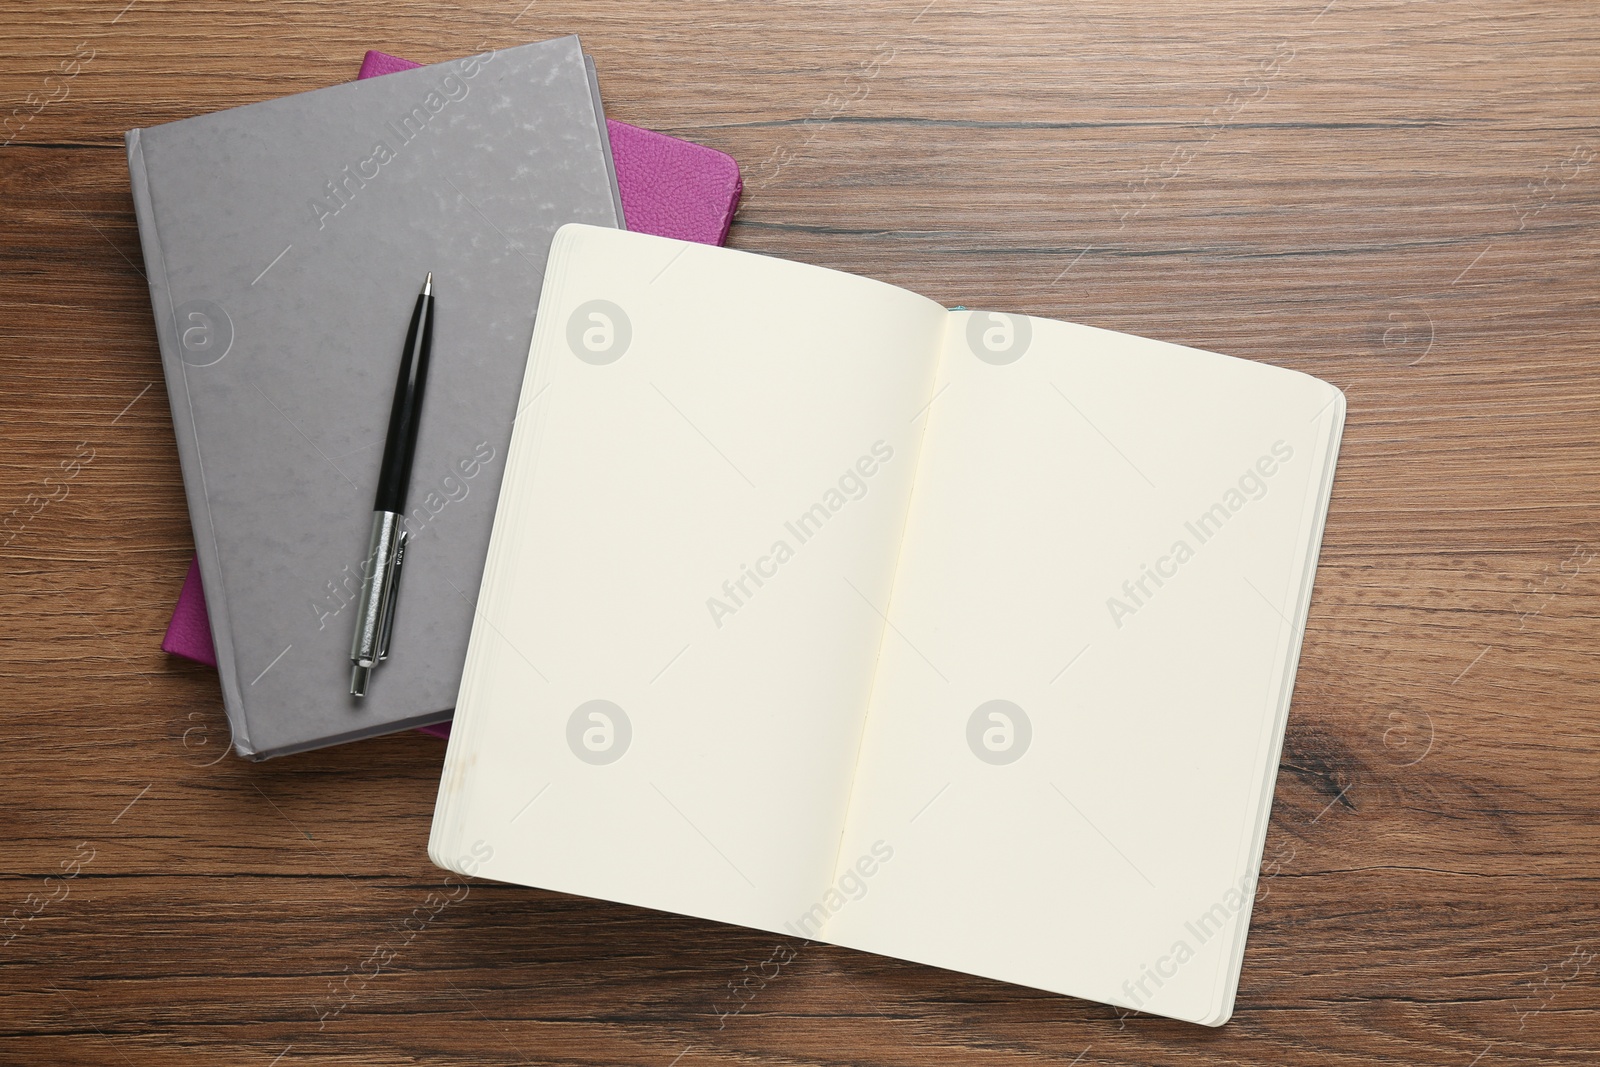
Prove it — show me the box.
[126,128,256,758]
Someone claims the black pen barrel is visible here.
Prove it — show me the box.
[372,280,434,513]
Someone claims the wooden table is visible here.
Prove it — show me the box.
[3,1,1596,1064]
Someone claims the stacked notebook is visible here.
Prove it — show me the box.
[155,47,743,742]
[128,36,1345,1026]
[132,37,738,756]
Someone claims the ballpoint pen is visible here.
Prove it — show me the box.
[350,273,434,697]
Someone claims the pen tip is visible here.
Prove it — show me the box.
[422,272,432,297]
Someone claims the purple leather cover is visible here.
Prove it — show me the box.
[161,49,742,740]
[161,557,217,666]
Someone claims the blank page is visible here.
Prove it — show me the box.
[431,227,948,932]
[825,312,1344,1025]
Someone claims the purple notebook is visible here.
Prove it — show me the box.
[161,50,742,739]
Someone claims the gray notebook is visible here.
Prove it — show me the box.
[127,36,624,759]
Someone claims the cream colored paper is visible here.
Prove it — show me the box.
[432,225,1345,1026]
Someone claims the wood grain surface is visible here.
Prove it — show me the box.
[2,1,1597,1064]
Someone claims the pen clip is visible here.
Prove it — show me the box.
[376,527,407,662]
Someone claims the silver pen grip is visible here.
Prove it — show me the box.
[349,510,404,697]
[376,528,407,662]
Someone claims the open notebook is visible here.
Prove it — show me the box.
[430,224,1346,1025]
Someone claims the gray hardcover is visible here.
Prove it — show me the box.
[126,36,623,758]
